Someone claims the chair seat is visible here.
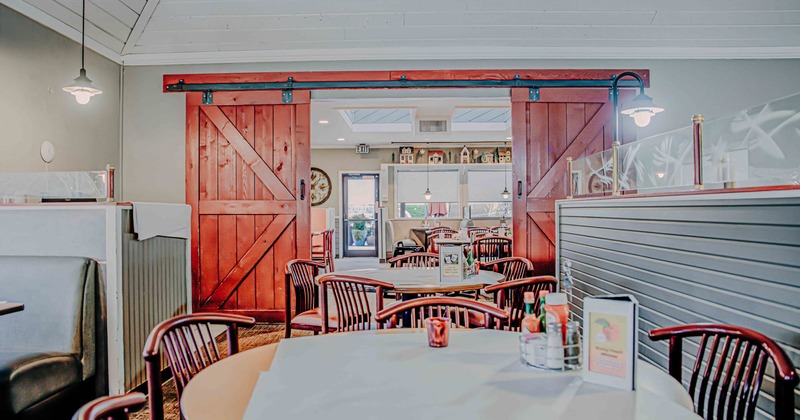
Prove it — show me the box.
[0,351,81,415]
[290,308,339,331]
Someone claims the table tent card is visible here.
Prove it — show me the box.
[439,245,464,281]
[582,294,639,391]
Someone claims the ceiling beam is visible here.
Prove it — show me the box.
[121,0,159,55]
[124,45,800,66]
[1,0,122,63]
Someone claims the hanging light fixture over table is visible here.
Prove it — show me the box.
[423,144,432,200]
[63,0,102,105]
[501,142,510,199]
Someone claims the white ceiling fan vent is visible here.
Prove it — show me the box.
[417,119,449,134]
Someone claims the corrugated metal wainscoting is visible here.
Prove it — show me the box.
[556,191,799,420]
[120,209,188,391]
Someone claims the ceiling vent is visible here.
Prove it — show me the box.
[417,119,449,134]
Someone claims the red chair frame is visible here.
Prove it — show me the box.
[284,259,327,338]
[142,313,255,420]
[483,276,557,331]
[388,252,440,268]
[375,296,508,329]
[318,275,395,334]
[72,393,147,420]
[649,323,798,420]
[478,256,534,282]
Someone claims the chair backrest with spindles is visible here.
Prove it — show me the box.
[472,236,512,262]
[388,252,440,268]
[285,259,326,317]
[648,324,798,420]
[375,296,508,329]
[318,275,395,334]
[483,276,557,331]
[142,313,256,420]
[479,257,534,282]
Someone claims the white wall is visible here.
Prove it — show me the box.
[0,6,120,178]
[121,59,800,203]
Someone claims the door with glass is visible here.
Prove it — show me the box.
[342,173,379,257]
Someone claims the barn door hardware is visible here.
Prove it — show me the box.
[202,90,213,105]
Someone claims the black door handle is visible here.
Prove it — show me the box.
[300,179,306,201]
[517,180,523,199]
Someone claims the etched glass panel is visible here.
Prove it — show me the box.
[570,150,613,195]
[0,171,108,202]
[618,126,694,192]
[702,92,800,187]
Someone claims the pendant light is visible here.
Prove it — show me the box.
[63,0,102,105]
[501,142,510,199]
[423,144,432,200]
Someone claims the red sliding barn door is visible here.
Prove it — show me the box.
[511,88,634,275]
[186,91,311,321]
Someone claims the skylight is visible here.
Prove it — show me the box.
[452,108,510,131]
[338,108,413,132]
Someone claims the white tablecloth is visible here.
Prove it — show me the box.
[243,330,699,420]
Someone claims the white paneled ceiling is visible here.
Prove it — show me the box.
[3,0,800,65]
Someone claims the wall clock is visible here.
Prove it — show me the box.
[310,167,332,206]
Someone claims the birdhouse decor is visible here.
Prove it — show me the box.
[460,146,470,164]
[504,149,512,163]
[399,146,414,164]
[429,150,444,164]
[480,152,494,163]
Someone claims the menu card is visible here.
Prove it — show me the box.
[582,294,639,390]
[439,245,464,281]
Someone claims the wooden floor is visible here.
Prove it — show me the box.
[130,324,308,420]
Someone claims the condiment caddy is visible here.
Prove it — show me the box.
[519,292,582,371]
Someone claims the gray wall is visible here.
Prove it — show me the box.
[557,191,800,419]
[0,5,120,177]
[121,59,800,203]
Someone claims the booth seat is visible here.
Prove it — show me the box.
[0,256,102,419]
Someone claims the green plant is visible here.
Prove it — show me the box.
[350,213,367,231]
[352,230,365,241]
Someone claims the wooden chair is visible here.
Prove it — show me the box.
[375,296,509,329]
[648,323,798,420]
[483,276,557,331]
[428,231,456,253]
[142,313,256,420]
[72,392,147,420]
[467,227,489,238]
[284,259,334,338]
[472,236,512,262]
[479,256,534,282]
[388,252,440,268]
[318,275,395,334]
[311,229,335,272]
[429,226,457,235]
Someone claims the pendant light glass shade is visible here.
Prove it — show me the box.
[64,0,101,105]
[501,187,510,199]
[63,68,102,105]
[620,93,663,127]
[424,188,432,200]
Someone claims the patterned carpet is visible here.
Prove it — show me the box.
[130,324,309,420]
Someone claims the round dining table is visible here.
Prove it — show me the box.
[317,267,504,295]
[181,329,699,420]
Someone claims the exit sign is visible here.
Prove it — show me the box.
[355,144,370,154]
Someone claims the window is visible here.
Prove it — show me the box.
[396,170,459,219]
[467,169,511,219]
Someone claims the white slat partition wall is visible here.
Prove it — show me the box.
[556,190,800,419]
[120,209,188,391]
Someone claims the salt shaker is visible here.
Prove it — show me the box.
[564,321,582,369]
[546,322,565,370]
